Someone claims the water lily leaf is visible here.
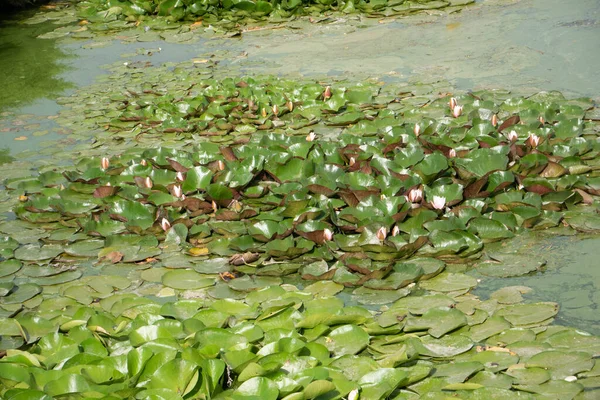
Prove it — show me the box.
[543,329,600,356]
[433,361,484,383]
[513,380,583,398]
[303,379,336,399]
[413,334,474,357]
[477,254,545,277]
[496,302,558,326]
[233,376,278,400]
[44,373,90,396]
[468,217,514,241]
[1,283,42,304]
[0,260,21,278]
[419,272,478,293]
[14,244,63,261]
[526,350,593,380]
[405,307,467,338]
[29,270,82,286]
[504,366,550,385]
[321,324,370,356]
[109,199,155,230]
[147,358,199,396]
[358,368,408,400]
[162,270,215,290]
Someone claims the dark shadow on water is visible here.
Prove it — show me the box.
[0,8,74,111]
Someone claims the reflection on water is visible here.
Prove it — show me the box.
[473,232,600,335]
[0,11,73,111]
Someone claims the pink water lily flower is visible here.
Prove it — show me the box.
[491,114,498,127]
[414,124,421,136]
[407,188,423,203]
[101,157,110,170]
[376,227,387,241]
[172,184,183,198]
[452,105,463,118]
[160,218,171,232]
[323,228,333,241]
[449,97,457,110]
[431,195,446,210]
[306,131,316,142]
[507,130,518,142]
[143,177,153,189]
[448,149,457,158]
[527,133,540,148]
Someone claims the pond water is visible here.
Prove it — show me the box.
[1,0,599,335]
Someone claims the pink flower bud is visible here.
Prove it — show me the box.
[176,172,184,181]
[392,225,400,236]
[491,114,498,127]
[172,184,182,198]
[143,177,153,189]
[449,97,457,110]
[140,159,147,166]
[452,105,463,118]
[507,130,518,142]
[323,228,333,241]
[286,100,294,111]
[306,131,316,142]
[414,124,421,136]
[160,218,171,232]
[527,133,540,148]
[376,227,387,241]
[323,86,332,100]
[407,188,423,203]
[217,160,225,171]
[349,156,356,167]
[101,157,110,170]
[448,149,457,158]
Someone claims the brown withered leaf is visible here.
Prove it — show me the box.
[220,146,238,161]
[94,186,118,198]
[229,252,260,266]
[101,251,123,263]
[167,158,189,173]
[498,115,520,132]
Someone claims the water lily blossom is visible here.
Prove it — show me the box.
[392,225,400,237]
[448,148,457,158]
[101,157,110,170]
[217,160,226,171]
[212,200,218,213]
[507,130,518,142]
[306,131,316,142]
[172,184,183,198]
[160,218,171,232]
[413,124,421,136]
[175,172,184,182]
[323,86,332,100]
[143,177,153,189]
[349,156,356,166]
[491,114,498,127]
[452,105,463,118]
[449,97,457,110]
[323,228,333,241]
[407,188,423,203]
[431,195,446,210]
[348,389,359,400]
[261,108,267,118]
[527,133,540,148]
[140,159,147,166]
[272,104,279,115]
[539,116,545,124]
[286,100,294,111]
[376,227,387,241]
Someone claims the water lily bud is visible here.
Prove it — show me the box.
[217,160,225,171]
[212,200,218,213]
[323,228,333,241]
[431,195,446,210]
[392,225,400,237]
[272,104,279,115]
[448,149,457,158]
[106,182,112,187]
[407,188,423,203]
[349,156,356,166]
[348,389,359,400]
[449,97,457,110]
[248,99,254,109]
[143,177,153,189]
[172,184,182,198]
[306,131,316,142]
[261,108,267,118]
[176,172,184,181]
[413,124,421,136]
[507,130,518,142]
[380,194,386,200]
[539,116,544,124]
[527,133,540,148]
[376,227,387,241]
[323,86,332,100]
[286,100,293,111]
[452,105,463,118]
[160,218,171,232]
[491,114,498,127]
[140,159,147,166]
[101,157,110,170]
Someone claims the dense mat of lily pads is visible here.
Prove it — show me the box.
[75,0,475,25]
[1,74,600,397]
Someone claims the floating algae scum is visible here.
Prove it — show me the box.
[0,0,600,399]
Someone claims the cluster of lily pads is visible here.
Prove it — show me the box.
[1,274,600,399]
[75,0,475,26]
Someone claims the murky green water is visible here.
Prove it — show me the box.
[1,0,599,334]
